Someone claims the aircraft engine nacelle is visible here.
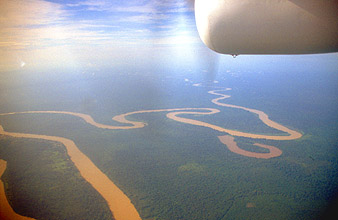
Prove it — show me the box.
[195,0,338,55]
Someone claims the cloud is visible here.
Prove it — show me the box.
[66,0,111,11]
[0,0,69,49]
[117,14,170,24]
[0,0,199,72]
[0,0,66,28]
[0,0,195,47]
[66,0,193,14]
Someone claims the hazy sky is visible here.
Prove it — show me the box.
[1,0,337,74]
[0,0,199,72]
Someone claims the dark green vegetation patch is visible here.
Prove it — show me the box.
[0,136,113,220]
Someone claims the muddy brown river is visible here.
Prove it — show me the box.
[0,89,302,219]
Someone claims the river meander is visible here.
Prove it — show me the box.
[0,89,302,219]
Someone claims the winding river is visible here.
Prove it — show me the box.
[0,89,302,219]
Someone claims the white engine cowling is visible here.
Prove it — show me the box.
[195,0,338,54]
